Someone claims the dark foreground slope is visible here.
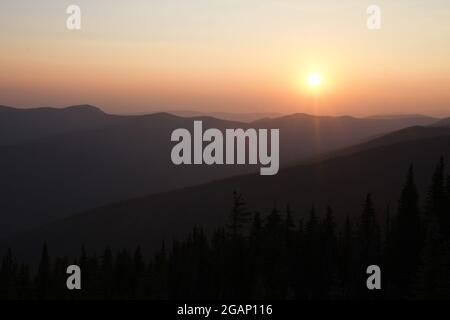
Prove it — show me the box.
[5,128,450,262]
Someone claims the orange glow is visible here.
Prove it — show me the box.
[0,1,449,116]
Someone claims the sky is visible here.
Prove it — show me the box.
[0,0,449,116]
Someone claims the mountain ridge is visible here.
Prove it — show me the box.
[4,128,450,262]
[0,104,445,238]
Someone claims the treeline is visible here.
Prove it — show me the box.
[1,158,450,300]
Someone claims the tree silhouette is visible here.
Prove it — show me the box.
[321,206,339,298]
[35,243,51,299]
[426,157,447,238]
[2,159,450,300]
[339,216,355,298]
[0,249,17,299]
[415,217,450,299]
[356,194,381,298]
[388,166,422,297]
[228,190,251,239]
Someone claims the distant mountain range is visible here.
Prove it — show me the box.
[365,114,439,120]
[0,105,120,146]
[2,106,450,261]
[166,110,282,122]
[432,117,450,127]
[0,105,443,238]
[0,105,440,147]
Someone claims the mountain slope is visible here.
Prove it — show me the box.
[0,105,119,146]
[6,131,450,262]
[314,125,450,162]
[252,113,439,164]
[366,114,437,121]
[0,113,256,236]
[0,106,438,237]
[168,110,281,122]
[433,117,450,127]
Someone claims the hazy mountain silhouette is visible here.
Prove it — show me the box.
[0,105,120,146]
[5,126,450,262]
[366,114,438,121]
[314,125,450,162]
[0,106,439,237]
[251,113,439,164]
[433,117,450,127]
[168,110,281,122]
[0,112,255,236]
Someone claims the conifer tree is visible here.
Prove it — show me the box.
[415,217,450,298]
[284,204,295,246]
[357,195,381,298]
[261,206,284,298]
[5,162,450,300]
[302,206,322,298]
[0,249,17,299]
[389,166,422,297]
[133,246,145,282]
[321,206,338,297]
[229,191,251,239]
[250,212,262,247]
[358,194,381,265]
[443,174,450,238]
[426,158,447,236]
[340,216,355,298]
[101,247,114,298]
[283,205,296,296]
[17,264,31,299]
[35,243,51,299]
[249,212,264,298]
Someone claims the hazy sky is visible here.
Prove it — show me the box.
[1,0,449,116]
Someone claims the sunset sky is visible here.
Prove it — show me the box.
[1,0,449,116]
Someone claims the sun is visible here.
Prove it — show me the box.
[307,73,322,87]
[293,70,327,94]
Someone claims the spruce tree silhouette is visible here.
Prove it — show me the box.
[263,205,285,298]
[357,195,381,298]
[35,243,51,299]
[133,246,145,298]
[340,216,355,298]
[293,217,306,299]
[283,205,296,298]
[415,216,450,299]
[284,204,295,246]
[443,174,450,240]
[303,206,322,299]
[388,166,422,297]
[321,206,339,298]
[17,263,31,299]
[229,190,251,240]
[414,158,450,298]
[2,159,450,300]
[0,249,17,299]
[426,157,447,236]
[101,247,114,298]
[249,212,264,298]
